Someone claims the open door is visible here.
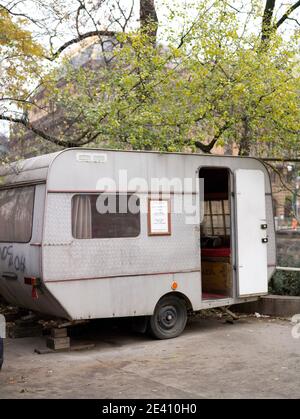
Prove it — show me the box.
[235,169,268,297]
[199,168,233,300]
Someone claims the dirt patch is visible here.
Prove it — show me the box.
[0,316,300,399]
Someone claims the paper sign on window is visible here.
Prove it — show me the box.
[148,199,171,236]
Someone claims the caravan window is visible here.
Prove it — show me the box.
[202,200,231,237]
[72,194,140,239]
[0,186,35,243]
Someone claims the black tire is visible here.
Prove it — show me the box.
[149,295,187,340]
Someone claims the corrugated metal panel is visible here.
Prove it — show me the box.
[0,152,59,188]
[46,149,273,194]
[43,194,200,281]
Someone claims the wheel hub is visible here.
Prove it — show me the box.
[158,305,178,330]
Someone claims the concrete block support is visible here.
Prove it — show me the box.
[233,295,300,317]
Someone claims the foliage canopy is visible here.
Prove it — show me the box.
[0,0,299,157]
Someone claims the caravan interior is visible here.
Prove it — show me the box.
[199,168,233,300]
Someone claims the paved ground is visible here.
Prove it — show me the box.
[0,315,300,399]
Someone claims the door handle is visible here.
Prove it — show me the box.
[2,272,18,280]
[262,238,268,243]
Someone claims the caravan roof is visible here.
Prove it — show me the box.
[0,148,271,194]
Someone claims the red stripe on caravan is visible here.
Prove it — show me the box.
[47,190,198,195]
[44,269,201,284]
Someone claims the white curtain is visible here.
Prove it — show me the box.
[72,195,92,239]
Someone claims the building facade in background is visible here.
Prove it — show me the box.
[0,134,8,157]
[9,37,115,159]
[271,162,300,230]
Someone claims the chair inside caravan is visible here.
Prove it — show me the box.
[199,168,233,300]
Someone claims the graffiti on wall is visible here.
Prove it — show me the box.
[0,245,26,272]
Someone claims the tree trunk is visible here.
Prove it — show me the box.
[140,0,158,40]
[261,0,276,44]
[238,116,251,156]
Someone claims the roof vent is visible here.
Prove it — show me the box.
[76,153,107,163]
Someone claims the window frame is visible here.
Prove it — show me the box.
[0,185,35,244]
[71,193,142,240]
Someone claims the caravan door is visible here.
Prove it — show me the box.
[235,169,268,297]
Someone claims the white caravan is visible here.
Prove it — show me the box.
[0,149,276,339]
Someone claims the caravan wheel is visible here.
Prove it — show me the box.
[149,296,187,340]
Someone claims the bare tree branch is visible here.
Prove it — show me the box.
[194,122,231,153]
[264,160,300,199]
[0,113,90,147]
[0,3,47,29]
[45,29,116,60]
[0,97,46,112]
[276,0,300,29]
[75,2,84,37]
[285,16,300,26]
[261,0,300,44]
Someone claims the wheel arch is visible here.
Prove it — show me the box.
[156,291,193,313]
